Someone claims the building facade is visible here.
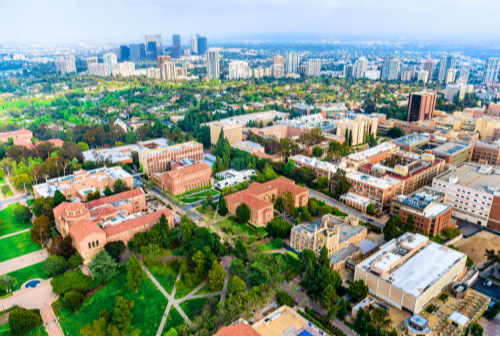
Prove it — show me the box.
[152,162,211,195]
[206,49,220,79]
[407,91,437,122]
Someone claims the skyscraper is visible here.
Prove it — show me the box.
[161,62,177,80]
[343,64,354,78]
[381,58,390,80]
[103,53,117,72]
[407,92,437,122]
[55,56,77,75]
[438,55,456,83]
[129,44,145,60]
[457,63,470,83]
[423,60,434,81]
[354,57,368,79]
[306,59,321,77]
[172,35,181,59]
[484,58,499,83]
[190,35,198,54]
[387,59,400,80]
[272,55,285,78]
[146,41,157,59]
[286,51,299,74]
[206,49,220,80]
[145,35,162,56]
[198,37,208,56]
[120,45,130,61]
[229,61,250,80]
[86,57,98,69]
[157,55,171,69]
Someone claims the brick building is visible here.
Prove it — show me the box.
[487,103,500,118]
[52,188,174,261]
[407,91,437,122]
[33,167,134,202]
[138,141,204,176]
[343,143,398,169]
[0,129,33,147]
[390,186,456,235]
[225,177,308,227]
[151,162,211,195]
[471,141,500,166]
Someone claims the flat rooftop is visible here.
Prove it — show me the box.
[203,110,288,127]
[435,163,500,195]
[392,133,430,146]
[432,141,471,156]
[83,138,170,163]
[290,155,344,173]
[252,306,318,336]
[346,142,397,162]
[347,172,402,189]
[357,233,466,297]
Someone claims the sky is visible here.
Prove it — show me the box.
[1,0,500,43]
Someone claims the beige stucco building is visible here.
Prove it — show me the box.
[335,116,378,146]
[210,120,243,145]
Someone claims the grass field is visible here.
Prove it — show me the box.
[179,295,220,320]
[180,189,220,204]
[273,252,302,281]
[263,240,284,251]
[0,231,42,263]
[174,275,204,299]
[223,217,267,237]
[0,323,48,336]
[0,177,5,185]
[145,261,179,295]
[0,203,33,237]
[162,307,184,334]
[194,279,223,296]
[53,267,168,336]
[0,262,47,296]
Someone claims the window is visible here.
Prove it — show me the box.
[88,243,91,249]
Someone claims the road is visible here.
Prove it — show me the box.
[307,188,385,229]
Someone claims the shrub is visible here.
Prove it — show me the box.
[276,291,294,306]
[8,307,42,335]
[63,290,84,312]
[271,238,284,249]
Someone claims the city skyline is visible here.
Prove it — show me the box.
[2,0,500,42]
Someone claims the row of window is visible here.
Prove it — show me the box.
[88,240,99,250]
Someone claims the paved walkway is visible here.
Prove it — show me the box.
[40,305,64,336]
[0,228,31,240]
[0,249,48,274]
[0,280,58,311]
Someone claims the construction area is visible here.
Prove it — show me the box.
[455,230,500,269]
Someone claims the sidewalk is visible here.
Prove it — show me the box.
[40,305,64,336]
[0,249,48,274]
[0,279,57,311]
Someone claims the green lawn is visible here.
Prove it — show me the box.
[0,177,5,185]
[174,275,204,299]
[263,240,284,251]
[0,203,33,237]
[0,231,42,263]
[162,307,184,334]
[179,295,220,321]
[180,189,220,204]
[224,217,267,237]
[0,262,48,296]
[145,261,179,295]
[194,279,223,296]
[272,253,302,281]
[0,323,48,336]
[53,267,168,336]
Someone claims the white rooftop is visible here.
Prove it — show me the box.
[347,172,402,189]
[346,142,397,162]
[448,312,469,327]
[83,138,170,163]
[290,155,346,173]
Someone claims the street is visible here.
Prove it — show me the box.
[307,188,385,229]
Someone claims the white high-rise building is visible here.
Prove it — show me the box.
[286,51,300,74]
[103,53,118,72]
[88,63,111,77]
[354,57,368,79]
[206,49,220,80]
[388,59,400,80]
[445,69,458,84]
[55,56,77,75]
[146,68,161,79]
[229,61,250,80]
[112,62,135,77]
[438,54,456,83]
[364,69,381,80]
[445,83,468,102]
[484,58,499,83]
[190,35,198,55]
[343,64,354,78]
[161,62,177,80]
[145,35,163,56]
[86,57,98,69]
[306,59,321,77]
[457,63,470,83]
[416,70,429,84]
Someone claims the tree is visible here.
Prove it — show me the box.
[229,258,248,280]
[332,169,351,200]
[204,190,213,210]
[218,195,228,216]
[317,176,330,191]
[77,142,90,152]
[192,251,206,279]
[319,245,329,268]
[164,328,178,336]
[322,284,339,320]
[179,216,192,245]
[299,249,318,269]
[249,262,270,286]
[319,267,342,292]
[348,279,369,302]
[366,202,375,215]
[10,173,35,192]
[312,146,323,157]
[234,239,248,261]
[276,291,294,306]
[126,130,137,144]
[68,254,84,269]
[14,204,31,223]
[8,307,42,336]
[383,216,401,241]
[387,127,403,139]
[103,187,113,196]
[141,243,163,263]
[51,268,93,294]
[284,159,295,176]
[90,251,118,284]
[403,214,416,233]
[236,203,250,224]
[208,259,225,290]
[337,297,350,320]
[30,215,51,247]
[80,316,107,336]
[43,254,68,277]
[59,141,83,162]
[271,238,284,249]
[111,296,135,335]
[126,254,146,293]
[105,241,126,262]
[371,307,392,335]
[265,217,292,238]
[53,189,67,206]
[470,321,484,336]
[32,197,55,219]
[63,290,84,312]
[354,308,372,335]
[0,275,18,293]
[48,235,75,259]
[113,179,130,193]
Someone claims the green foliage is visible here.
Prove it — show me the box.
[249,262,270,286]
[347,279,369,302]
[0,274,18,292]
[63,290,84,312]
[229,258,248,280]
[319,245,329,268]
[236,203,250,224]
[271,238,284,249]
[383,216,402,242]
[14,204,31,223]
[113,179,130,193]
[313,146,323,157]
[68,254,84,269]
[284,159,295,176]
[332,169,351,200]
[54,189,67,206]
[366,202,375,215]
[387,127,404,139]
[469,322,483,336]
[90,251,119,284]
[104,241,126,262]
[111,297,135,335]
[234,239,248,261]
[265,217,292,238]
[30,215,52,246]
[208,259,225,290]
[276,291,294,306]
[77,142,90,151]
[126,254,146,293]
[218,195,228,216]
[43,254,68,277]
[442,227,462,240]
[321,284,339,320]
[8,307,42,336]
[51,268,93,294]
[32,197,55,220]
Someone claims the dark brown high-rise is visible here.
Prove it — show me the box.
[407,92,437,122]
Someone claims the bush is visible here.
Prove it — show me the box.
[276,291,294,306]
[51,268,93,295]
[43,254,68,277]
[8,307,42,335]
[63,290,84,312]
[265,217,292,238]
[271,238,284,249]
[68,254,84,269]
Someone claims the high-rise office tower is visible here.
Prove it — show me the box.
[161,62,177,80]
[206,49,220,80]
[172,35,181,59]
[438,55,456,83]
[157,55,171,69]
[387,59,400,80]
[423,60,434,81]
[86,57,98,69]
[129,44,145,60]
[445,69,458,84]
[484,58,500,83]
[457,63,470,83]
[343,64,354,78]
[146,41,157,59]
[306,59,321,77]
[381,58,390,80]
[120,45,130,60]
[198,37,208,56]
[88,63,111,77]
[229,61,250,80]
[416,70,429,84]
[114,47,121,60]
[407,92,437,122]
[55,56,77,75]
[272,55,285,78]
[286,51,299,74]
[103,53,118,72]
[145,35,162,56]
[190,35,198,54]
[355,57,368,79]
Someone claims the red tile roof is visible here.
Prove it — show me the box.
[214,323,261,336]
[89,205,118,219]
[53,202,71,219]
[85,188,144,210]
[69,219,104,242]
[103,209,173,237]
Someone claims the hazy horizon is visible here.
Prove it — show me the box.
[1,0,500,43]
